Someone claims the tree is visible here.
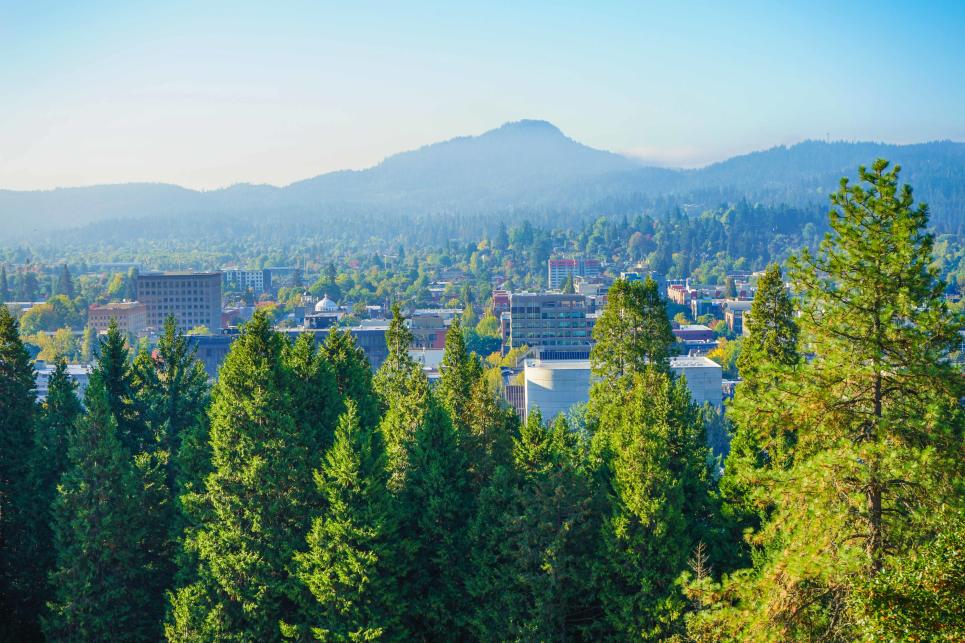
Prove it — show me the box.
[374,304,430,485]
[395,397,473,639]
[0,266,9,302]
[720,263,799,532]
[723,276,737,299]
[437,316,481,427]
[561,273,576,293]
[283,331,342,454]
[695,161,965,638]
[167,311,323,640]
[24,359,81,622]
[0,306,38,639]
[322,327,381,431]
[44,374,156,641]
[95,319,150,454]
[80,324,97,363]
[468,411,600,640]
[591,368,697,639]
[591,276,675,382]
[288,401,402,639]
[56,264,75,299]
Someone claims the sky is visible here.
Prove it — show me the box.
[1,1,964,191]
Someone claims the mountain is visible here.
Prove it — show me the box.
[2,120,964,240]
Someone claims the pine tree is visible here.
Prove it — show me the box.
[0,265,9,302]
[283,331,342,454]
[288,401,401,640]
[95,319,150,454]
[721,263,799,533]
[44,374,155,641]
[724,276,737,299]
[468,411,600,640]
[374,304,430,485]
[692,161,965,638]
[56,264,75,299]
[167,311,325,640]
[24,359,81,622]
[591,367,691,639]
[322,327,381,430]
[0,305,38,639]
[395,396,473,639]
[437,315,482,427]
[590,276,675,383]
[561,273,576,293]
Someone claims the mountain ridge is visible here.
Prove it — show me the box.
[2,121,963,237]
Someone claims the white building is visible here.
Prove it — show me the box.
[522,355,722,421]
[34,361,92,401]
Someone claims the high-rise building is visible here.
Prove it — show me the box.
[136,272,222,332]
[509,292,592,357]
[547,258,601,289]
[222,268,272,294]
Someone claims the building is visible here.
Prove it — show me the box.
[509,293,592,356]
[303,295,342,330]
[187,333,236,379]
[670,355,723,406]
[673,324,717,342]
[521,355,723,421]
[723,300,753,334]
[409,314,448,350]
[88,301,147,336]
[547,258,601,290]
[223,268,272,294]
[136,272,222,333]
[34,361,92,401]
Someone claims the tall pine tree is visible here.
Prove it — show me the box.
[44,374,155,641]
[288,401,402,639]
[691,161,965,639]
[322,326,381,430]
[167,311,326,640]
[0,305,38,639]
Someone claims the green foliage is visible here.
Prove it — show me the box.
[697,160,965,639]
[322,327,382,431]
[0,305,38,638]
[395,397,473,639]
[591,276,675,383]
[44,374,156,641]
[289,401,402,640]
[167,311,326,640]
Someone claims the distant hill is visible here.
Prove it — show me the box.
[2,120,963,240]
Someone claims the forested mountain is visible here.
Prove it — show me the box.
[2,121,963,242]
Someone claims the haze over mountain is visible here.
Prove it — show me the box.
[2,119,963,240]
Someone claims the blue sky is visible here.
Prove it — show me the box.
[1,1,964,190]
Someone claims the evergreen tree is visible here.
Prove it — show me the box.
[721,263,799,533]
[692,161,965,638]
[468,411,600,640]
[80,324,96,363]
[56,264,75,299]
[591,368,694,639]
[437,315,482,428]
[395,397,473,639]
[95,319,150,454]
[322,326,381,430]
[724,276,737,299]
[0,265,9,302]
[167,311,324,640]
[44,374,155,641]
[288,401,401,640]
[24,359,81,622]
[283,331,342,454]
[374,304,430,485]
[561,273,576,293]
[590,276,675,383]
[0,305,38,639]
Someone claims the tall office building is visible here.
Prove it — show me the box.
[136,272,222,332]
[509,292,592,358]
[222,268,272,294]
[547,257,601,289]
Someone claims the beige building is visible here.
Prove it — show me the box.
[136,272,222,332]
[88,301,148,336]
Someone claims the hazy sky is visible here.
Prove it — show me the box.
[2,1,964,190]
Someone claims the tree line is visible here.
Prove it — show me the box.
[0,160,962,641]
